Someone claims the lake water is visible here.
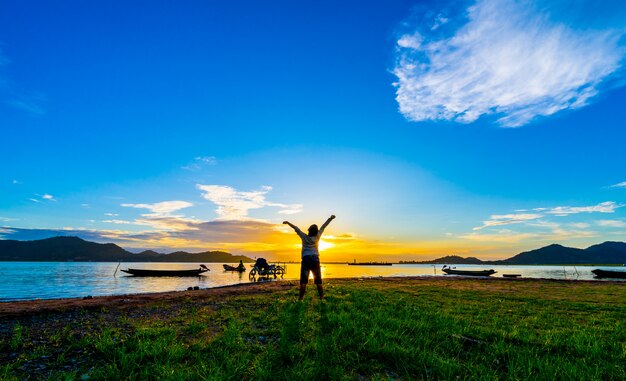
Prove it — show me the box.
[0,262,624,301]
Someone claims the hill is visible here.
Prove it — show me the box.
[0,236,254,263]
[407,241,626,265]
[400,255,483,264]
[498,242,626,265]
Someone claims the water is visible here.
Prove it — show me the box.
[0,262,623,301]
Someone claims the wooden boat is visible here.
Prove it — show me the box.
[591,269,626,279]
[223,264,246,272]
[502,274,521,278]
[441,266,496,276]
[121,266,209,277]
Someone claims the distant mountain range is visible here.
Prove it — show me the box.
[0,236,254,263]
[0,236,625,265]
[419,241,626,265]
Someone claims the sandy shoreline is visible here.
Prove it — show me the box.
[1,276,623,318]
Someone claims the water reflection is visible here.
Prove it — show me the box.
[0,262,623,301]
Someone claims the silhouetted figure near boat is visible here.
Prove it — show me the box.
[283,215,335,300]
[236,260,245,272]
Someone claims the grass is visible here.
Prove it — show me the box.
[1,278,625,380]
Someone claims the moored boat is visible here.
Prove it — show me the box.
[223,264,246,272]
[591,269,626,279]
[441,266,496,276]
[121,265,209,277]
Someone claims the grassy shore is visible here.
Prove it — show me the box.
[1,277,625,380]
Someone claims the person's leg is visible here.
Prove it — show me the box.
[299,284,306,300]
[311,257,323,299]
[299,258,310,300]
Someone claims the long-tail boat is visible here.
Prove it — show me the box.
[121,265,209,277]
[441,266,496,276]
[591,269,626,279]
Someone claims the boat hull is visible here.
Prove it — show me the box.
[223,264,246,272]
[442,268,496,276]
[591,269,626,279]
[121,269,209,277]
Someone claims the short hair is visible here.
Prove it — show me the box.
[308,224,319,237]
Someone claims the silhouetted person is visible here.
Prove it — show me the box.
[283,215,335,300]
[236,260,245,272]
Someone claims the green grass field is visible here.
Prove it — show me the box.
[1,278,625,380]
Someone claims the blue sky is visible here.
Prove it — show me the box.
[1,0,626,260]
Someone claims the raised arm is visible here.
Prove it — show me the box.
[283,221,300,232]
[319,215,336,235]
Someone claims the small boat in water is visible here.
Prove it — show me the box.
[121,265,209,277]
[223,264,246,272]
[502,274,521,278]
[591,269,626,279]
[442,265,496,276]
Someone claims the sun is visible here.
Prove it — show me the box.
[318,239,334,252]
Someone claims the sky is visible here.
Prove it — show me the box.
[1,0,626,261]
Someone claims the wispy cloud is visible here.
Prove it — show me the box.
[102,219,134,225]
[460,230,539,243]
[596,219,626,228]
[466,201,621,242]
[475,201,621,229]
[182,156,218,171]
[197,184,303,220]
[393,0,626,127]
[609,181,626,188]
[29,193,56,202]
[0,48,46,116]
[121,201,193,217]
[473,213,542,230]
[121,201,198,230]
[543,201,621,216]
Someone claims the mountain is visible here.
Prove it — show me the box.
[498,244,589,265]
[405,241,626,265]
[498,242,626,265]
[0,236,254,263]
[584,241,626,263]
[401,255,483,264]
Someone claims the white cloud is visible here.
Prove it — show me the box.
[103,219,133,225]
[120,201,199,231]
[393,0,626,127]
[197,184,303,220]
[609,181,626,188]
[460,230,539,243]
[182,156,218,171]
[470,201,620,237]
[42,194,55,201]
[12,180,20,185]
[121,201,193,217]
[596,219,626,228]
[473,213,542,230]
[570,222,591,229]
[29,198,40,203]
[104,213,119,217]
[545,201,621,216]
